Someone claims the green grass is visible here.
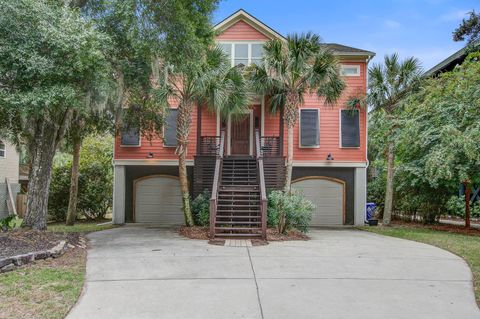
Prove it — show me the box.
[47,220,117,233]
[0,249,86,319]
[362,225,480,304]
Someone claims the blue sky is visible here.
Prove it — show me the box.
[213,0,479,71]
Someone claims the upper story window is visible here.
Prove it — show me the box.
[299,109,320,148]
[340,109,360,148]
[340,65,360,77]
[0,140,5,158]
[164,108,178,147]
[120,127,141,147]
[218,42,265,67]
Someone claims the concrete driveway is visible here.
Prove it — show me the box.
[67,226,479,319]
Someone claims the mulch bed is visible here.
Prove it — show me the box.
[391,220,480,237]
[178,226,309,242]
[0,230,67,259]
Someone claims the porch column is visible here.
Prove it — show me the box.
[354,167,367,226]
[113,165,126,224]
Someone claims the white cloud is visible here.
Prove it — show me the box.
[440,9,470,22]
[384,19,402,28]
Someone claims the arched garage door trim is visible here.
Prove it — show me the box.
[292,176,346,225]
[133,174,183,223]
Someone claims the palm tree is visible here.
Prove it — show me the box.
[154,46,250,226]
[249,33,345,191]
[368,53,422,225]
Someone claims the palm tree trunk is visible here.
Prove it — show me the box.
[383,141,395,225]
[284,124,294,192]
[66,137,82,226]
[176,101,194,226]
[283,96,299,193]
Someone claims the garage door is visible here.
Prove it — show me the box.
[292,177,344,226]
[134,175,184,224]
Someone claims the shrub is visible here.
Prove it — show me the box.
[48,134,113,221]
[267,190,314,234]
[446,195,480,218]
[191,191,210,226]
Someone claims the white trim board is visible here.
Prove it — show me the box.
[293,161,368,168]
[114,159,194,166]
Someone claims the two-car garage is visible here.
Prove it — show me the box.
[132,174,346,226]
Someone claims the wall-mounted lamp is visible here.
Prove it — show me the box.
[326,153,334,161]
[147,152,154,158]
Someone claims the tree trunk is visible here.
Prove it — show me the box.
[383,141,395,225]
[176,101,194,226]
[66,137,82,226]
[22,125,58,230]
[464,181,471,228]
[283,95,299,193]
[284,125,294,192]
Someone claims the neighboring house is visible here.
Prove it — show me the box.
[0,139,20,218]
[424,44,472,77]
[112,10,375,237]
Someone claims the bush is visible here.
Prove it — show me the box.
[48,134,113,221]
[191,191,210,226]
[267,190,314,234]
[446,195,480,218]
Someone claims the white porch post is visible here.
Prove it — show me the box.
[354,167,367,226]
[113,165,126,224]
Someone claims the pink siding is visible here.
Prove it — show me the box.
[264,61,367,163]
[216,20,269,41]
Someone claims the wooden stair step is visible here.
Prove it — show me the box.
[214,233,262,238]
[215,221,261,225]
[215,227,262,231]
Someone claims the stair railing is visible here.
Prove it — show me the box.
[255,129,268,239]
[209,130,225,238]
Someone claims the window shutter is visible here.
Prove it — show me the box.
[164,109,178,147]
[341,110,360,147]
[300,109,319,147]
[121,128,140,146]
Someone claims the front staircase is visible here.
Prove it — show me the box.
[214,157,263,238]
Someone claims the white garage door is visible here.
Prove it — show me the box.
[292,177,344,226]
[134,175,184,224]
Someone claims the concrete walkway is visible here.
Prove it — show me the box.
[67,226,479,319]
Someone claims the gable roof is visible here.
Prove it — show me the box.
[214,9,374,58]
[214,9,285,40]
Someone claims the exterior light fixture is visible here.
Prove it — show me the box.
[326,153,334,161]
[147,152,154,158]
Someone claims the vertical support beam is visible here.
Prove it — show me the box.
[354,167,367,226]
[113,165,126,224]
[261,95,265,146]
[279,107,284,156]
[196,103,202,155]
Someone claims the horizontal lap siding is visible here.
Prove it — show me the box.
[216,20,269,41]
[201,109,217,136]
[265,61,367,162]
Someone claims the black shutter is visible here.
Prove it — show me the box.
[164,109,178,146]
[341,110,360,147]
[300,109,319,147]
[121,127,140,146]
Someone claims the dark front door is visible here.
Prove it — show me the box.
[231,115,250,155]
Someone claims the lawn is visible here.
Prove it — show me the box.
[363,224,480,305]
[0,220,117,319]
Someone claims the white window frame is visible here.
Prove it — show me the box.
[163,107,179,148]
[340,64,361,77]
[339,109,361,148]
[298,108,320,148]
[217,41,266,67]
[0,140,5,158]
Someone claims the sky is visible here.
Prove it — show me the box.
[213,0,479,71]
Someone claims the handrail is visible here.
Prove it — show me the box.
[209,130,225,237]
[255,129,268,239]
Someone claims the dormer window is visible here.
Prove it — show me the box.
[218,42,265,67]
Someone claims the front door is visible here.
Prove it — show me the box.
[231,114,250,155]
